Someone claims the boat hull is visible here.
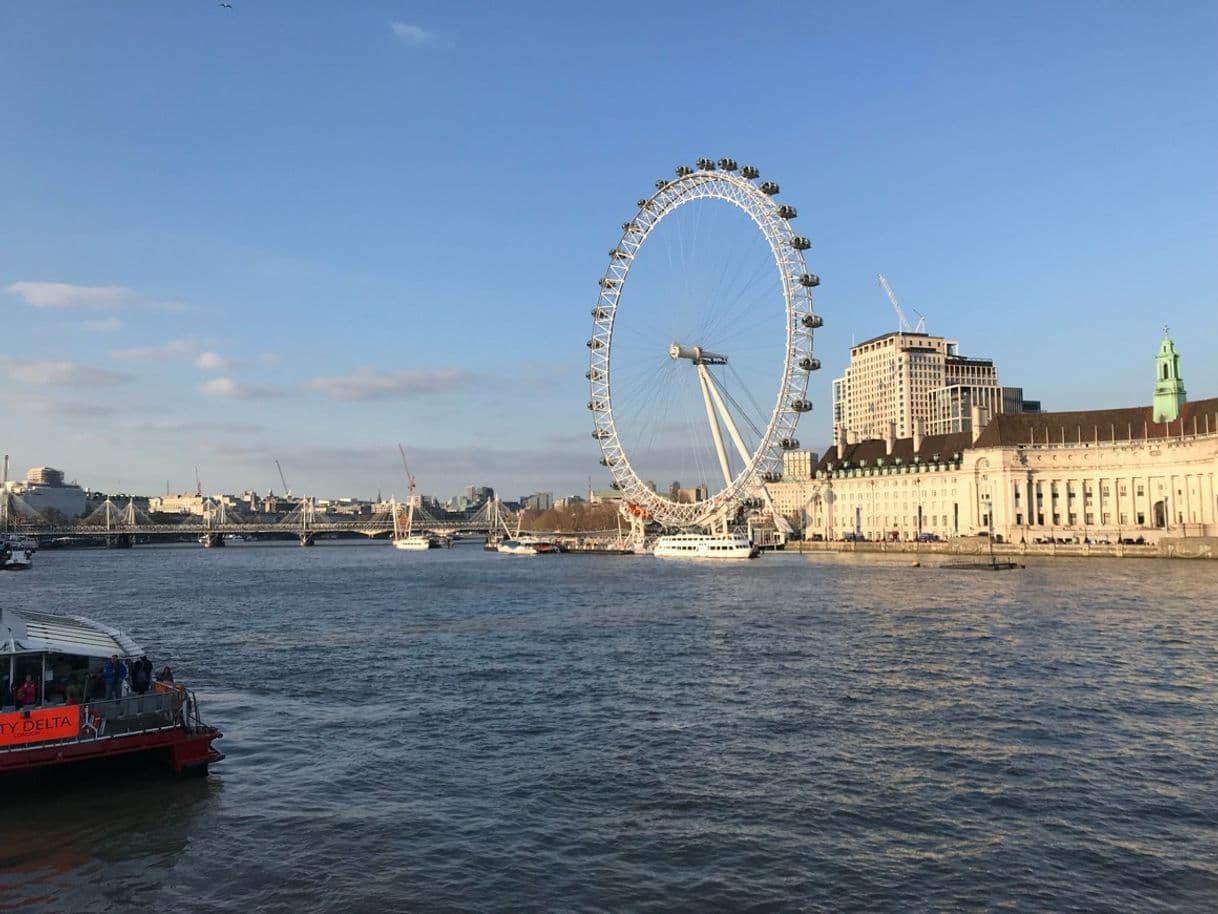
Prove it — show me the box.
[0,724,224,777]
[393,536,433,551]
[653,534,758,559]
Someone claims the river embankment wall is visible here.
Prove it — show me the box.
[786,536,1218,560]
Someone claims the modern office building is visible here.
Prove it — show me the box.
[832,332,1033,440]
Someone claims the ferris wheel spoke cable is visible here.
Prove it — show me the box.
[710,367,767,442]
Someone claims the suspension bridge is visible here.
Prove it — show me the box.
[0,491,521,547]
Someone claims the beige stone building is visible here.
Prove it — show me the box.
[780,336,1216,544]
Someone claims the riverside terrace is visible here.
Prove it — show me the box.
[0,495,522,547]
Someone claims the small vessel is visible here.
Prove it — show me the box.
[0,606,224,777]
[496,539,539,556]
[941,559,1023,571]
[1,546,33,571]
[1,533,36,569]
[392,445,435,551]
[941,521,1023,570]
[653,532,758,559]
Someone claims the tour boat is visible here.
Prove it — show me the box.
[0,606,224,777]
[652,532,759,559]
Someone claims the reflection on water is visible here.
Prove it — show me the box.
[2,544,1217,912]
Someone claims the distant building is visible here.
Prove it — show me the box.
[782,450,818,479]
[2,466,87,519]
[463,485,494,504]
[524,492,553,512]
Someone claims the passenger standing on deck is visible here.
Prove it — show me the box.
[102,655,126,701]
[131,655,151,694]
[15,674,37,708]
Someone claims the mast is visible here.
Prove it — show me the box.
[398,444,416,538]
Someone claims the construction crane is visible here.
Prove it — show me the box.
[274,459,292,497]
[877,273,926,333]
[397,444,416,502]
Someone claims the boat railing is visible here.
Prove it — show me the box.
[0,681,206,754]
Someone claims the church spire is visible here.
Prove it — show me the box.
[1152,326,1186,423]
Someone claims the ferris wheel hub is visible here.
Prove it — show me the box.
[669,342,728,365]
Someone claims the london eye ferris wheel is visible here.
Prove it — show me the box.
[587,158,824,531]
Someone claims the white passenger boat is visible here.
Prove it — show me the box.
[391,444,436,552]
[652,532,758,559]
[393,533,434,551]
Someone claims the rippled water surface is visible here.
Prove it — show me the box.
[2,543,1217,912]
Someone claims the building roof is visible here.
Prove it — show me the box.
[973,396,1218,447]
[817,430,974,470]
[819,396,1218,471]
[0,607,143,659]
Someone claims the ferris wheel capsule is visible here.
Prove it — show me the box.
[801,313,823,328]
[776,205,797,219]
[759,181,780,195]
[675,165,693,177]
[717,158,738,171]
[695,158,715,171]
[799,273,820,287]
[790,236,811,250]
[740,165,760,179]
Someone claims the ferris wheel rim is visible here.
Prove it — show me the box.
[588,162,821,529]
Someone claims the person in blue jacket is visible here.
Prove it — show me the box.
[102,654,127,701]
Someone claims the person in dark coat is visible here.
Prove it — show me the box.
[131,655,152,694]
[102,655,127,701]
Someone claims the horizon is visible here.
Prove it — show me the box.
[3,1,1215,500]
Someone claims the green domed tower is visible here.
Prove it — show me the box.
[1152,328,1186,424]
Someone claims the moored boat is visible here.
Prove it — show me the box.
[0,607,224,778]
[652,532,758,559]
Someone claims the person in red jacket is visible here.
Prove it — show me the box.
[15,674,37,708]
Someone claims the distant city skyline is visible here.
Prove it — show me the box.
[2,2,1215,499]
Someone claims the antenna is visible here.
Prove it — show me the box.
[194,466,202,498]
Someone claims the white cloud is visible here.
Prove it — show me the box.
[308,367,476,401]
[82,317,124,333]
[200,377,283,400]
[5,281,186,313]
[256,351,282,366]
[0,355,132,388]
[390,21,435,45]
[110,338,203,361]
[196,351,233,371]
[6,281,130,310]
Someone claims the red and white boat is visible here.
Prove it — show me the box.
[0,607,224,777]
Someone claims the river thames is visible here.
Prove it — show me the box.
[2,543,1216,912]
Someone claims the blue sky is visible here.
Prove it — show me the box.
[2,1,1215,502]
